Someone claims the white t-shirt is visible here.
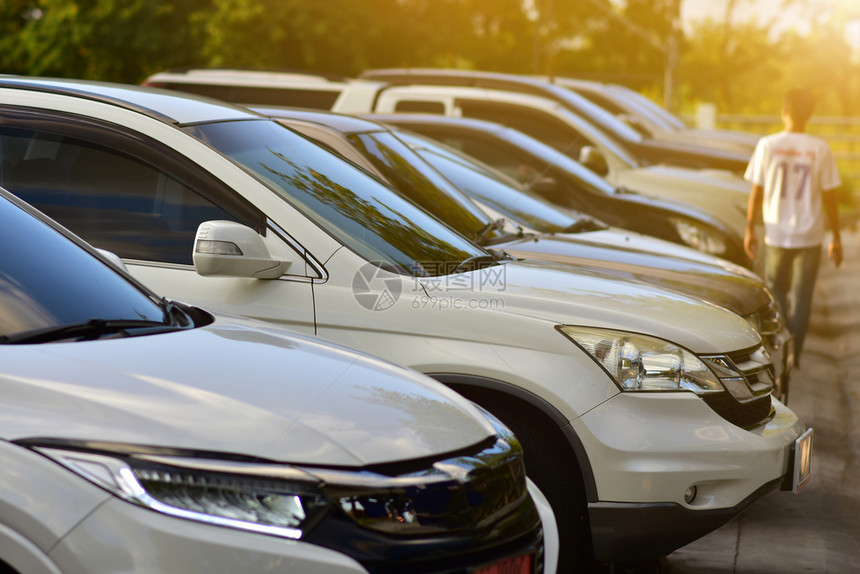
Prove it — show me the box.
[744,131,841,248]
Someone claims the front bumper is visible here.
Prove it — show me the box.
[572,392,806,562]
[588,477,782,561]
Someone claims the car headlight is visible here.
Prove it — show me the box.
[36,447,329,539]
[31,438,530,540]
[559,326,729,394]
[670,218,727,256]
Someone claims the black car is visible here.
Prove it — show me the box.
[363,112,750,268]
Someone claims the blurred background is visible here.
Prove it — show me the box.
[2,0,857,209]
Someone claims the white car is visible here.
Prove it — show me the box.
[0,77,810,571]
[0,188,556,574]
[252,106,791,402]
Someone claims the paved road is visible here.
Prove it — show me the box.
[662,231,860,573]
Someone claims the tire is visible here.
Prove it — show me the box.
[466,392,593,573]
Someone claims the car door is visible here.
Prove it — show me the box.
[0,108,318,333]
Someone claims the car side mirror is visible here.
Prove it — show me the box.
[193,220,291,279]
[578,146,609,177]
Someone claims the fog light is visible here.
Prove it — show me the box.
[684,486,697,504]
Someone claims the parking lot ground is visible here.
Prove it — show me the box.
[661,230,860,573]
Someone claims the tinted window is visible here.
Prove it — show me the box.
[346,131,494,240]
[0,127,237,265]
[0,195,164,338]
[232,86,339,109]
[456,100,638,169]
[406,128,547,186]
[394,101,446,114]
[186,120,484,276]
[413,145,581,234]
[458,101,592,161]
[155,82,340,110]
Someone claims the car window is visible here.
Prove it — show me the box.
[186,119,485,276]
[391,125,623,212]
[346,130,495,239]
[410,143,582,234]
[0,194,164,338]
[458,100,592,161]
[151,82,340,110]
[412,129,544,185]
[456,100,639,169]
[0,126,238,265]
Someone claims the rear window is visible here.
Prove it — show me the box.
[154,82,340,110]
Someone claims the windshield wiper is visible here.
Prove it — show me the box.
[474,218,508,246]
[0,318,179,345]
[453,248,513,274]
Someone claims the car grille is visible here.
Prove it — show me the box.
[303,436,544,574]
[702,346,775,429]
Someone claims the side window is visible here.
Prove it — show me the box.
[423,132,544,185]
[0,127,238,265]
[233,87,339,109]
[394,100,446,114]
[457,101,589,159]
[157,82,237,102]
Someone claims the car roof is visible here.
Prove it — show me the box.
[149,67,353,83]
[0,75,262,125]
[362,68,576,100]
[251,106,389,135]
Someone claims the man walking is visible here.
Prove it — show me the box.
[744,88,842,365]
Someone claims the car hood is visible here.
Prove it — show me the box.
[0,319,495,466]
[417,258,761,354]
[499,230,769,317]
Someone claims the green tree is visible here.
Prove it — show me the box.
[0,0,209,83]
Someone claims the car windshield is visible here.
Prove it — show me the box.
[185,119,486,276]
[396,131,598,234]
[0,193,166,340]
[345,130,500,242]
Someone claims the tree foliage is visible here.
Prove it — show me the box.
[0,0,856,115]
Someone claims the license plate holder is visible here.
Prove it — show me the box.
[792,427,813,493]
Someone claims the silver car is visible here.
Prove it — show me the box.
[0,189,555,574]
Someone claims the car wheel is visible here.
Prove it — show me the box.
[467,392,593,573]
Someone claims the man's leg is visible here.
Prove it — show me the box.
[788,245,822,362]
[764,245,793,322]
